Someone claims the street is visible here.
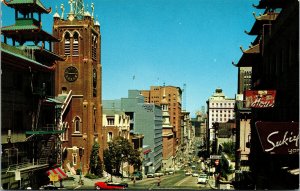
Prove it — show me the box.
[70,171,212,190]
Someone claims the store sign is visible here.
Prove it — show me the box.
[244,90,276,108]
[256,121,299,154]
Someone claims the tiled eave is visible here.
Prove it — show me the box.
[3,0,51,14]
[245,12,279,35]
[234,44,261,67]
[253,0,290,9]
[1,47,55,72]
[2,25,59,43]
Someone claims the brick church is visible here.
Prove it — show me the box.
[52,0,103,174]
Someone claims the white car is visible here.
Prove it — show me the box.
[192,173,199,177]
[197,173,208,184]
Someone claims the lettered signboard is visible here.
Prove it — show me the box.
[255,121,299,155]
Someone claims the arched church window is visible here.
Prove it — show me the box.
[74,116,81,133]
[92,35,97,60]
[64,32,71,56]
[73,32,79,56]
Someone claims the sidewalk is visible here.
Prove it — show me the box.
[207,176,218,190]
[57,174,130,189]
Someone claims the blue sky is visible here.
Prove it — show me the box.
[1,0,260,116]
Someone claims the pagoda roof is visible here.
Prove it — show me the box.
[253,0,291,9]
[3,0,51,14]
[245,12,279,35]
[233,44,261,67]
[16,45,64,62]
[1,22,59,43]
[1,43,56,72]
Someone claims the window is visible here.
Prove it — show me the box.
[92,34,97,60]
[72,153,77,165]
[73,32,79,56]
[74,117,81,133]
[64,32,71,56]
[107,117,115,126]
[61,122,69,141]
[108,132,113,142]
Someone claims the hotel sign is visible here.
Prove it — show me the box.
[256,121,299,155]
[244,90,276,108]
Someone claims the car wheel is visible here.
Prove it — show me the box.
[96,186,101,190]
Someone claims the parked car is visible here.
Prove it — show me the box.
[147,173,155,178]
[154,172,164,177]
[197,173,208,184]
[192,173,199,177]
[94,181,127,190]
[39,185,59,190]
[131,171,143,180]
[185,172,192,176]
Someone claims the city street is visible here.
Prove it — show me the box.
[62,171,213,190]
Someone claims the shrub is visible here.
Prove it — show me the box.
[85,173,99,179]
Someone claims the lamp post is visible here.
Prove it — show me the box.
[121,154,124,180]
[79,147,84,185]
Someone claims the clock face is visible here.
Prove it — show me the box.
[64,66,78,82]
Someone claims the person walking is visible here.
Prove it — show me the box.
[157,176,161,186]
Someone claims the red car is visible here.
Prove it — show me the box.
[94,181,127,190]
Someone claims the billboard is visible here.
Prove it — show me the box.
[244,90,276,108]
[255,121,299,155]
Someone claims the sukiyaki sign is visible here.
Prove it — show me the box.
[244,90,276,108]
[255,121,299,155]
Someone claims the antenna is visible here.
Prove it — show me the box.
[182,83,187,111]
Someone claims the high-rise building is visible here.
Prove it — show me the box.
[103,90,163,174]
[141,86,182,160]
[206,88,235,153]
[52,0,102,175]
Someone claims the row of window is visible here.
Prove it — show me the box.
[211,102,234,107]
[211,110,233,113]
[211,114,233,117]
[211,118,233,122]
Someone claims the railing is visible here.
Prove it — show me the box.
[2,160,48,174]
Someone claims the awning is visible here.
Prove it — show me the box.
[47,167,68,180]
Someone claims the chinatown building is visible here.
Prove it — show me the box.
[233,0,299,189]
[1,0,64,189]
[52,0,103,175]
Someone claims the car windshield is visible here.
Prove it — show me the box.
[199,174,207,178]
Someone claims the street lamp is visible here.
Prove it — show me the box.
[121,154,124,180]
[79,147,84,185]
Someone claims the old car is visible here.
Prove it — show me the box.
[197,173,208,184]
[94,181,127,190]
[131,171,143,180]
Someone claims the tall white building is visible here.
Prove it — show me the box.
[206,88,235,141]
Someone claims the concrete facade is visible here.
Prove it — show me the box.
[103,90,163,174]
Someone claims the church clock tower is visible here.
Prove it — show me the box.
[52,0,102,174]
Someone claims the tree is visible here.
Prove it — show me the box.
[89,142,103,177]
[103,136,141,176]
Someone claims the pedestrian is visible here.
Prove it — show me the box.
[157,176,161,186]
[133,176,136,185]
